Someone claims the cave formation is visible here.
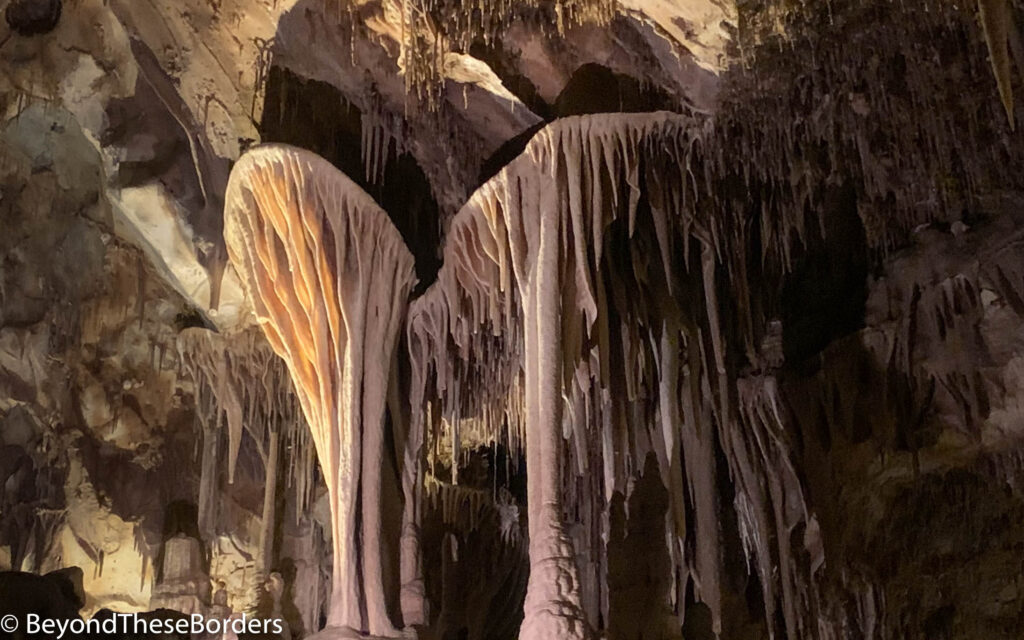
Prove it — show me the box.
[2,0,1024,640]
[223,145,416,636]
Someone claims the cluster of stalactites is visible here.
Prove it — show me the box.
[722,0,1023,253]
[177,327,315,511]
[411,293,529,462]
[425,475,492,531]
[318,0,615,110]
[410,111,717,403]
[391,0,616,109]
[407,112,707,458]
[361,88,406,184]
[405,111,827,635]
[737,0,1021,131]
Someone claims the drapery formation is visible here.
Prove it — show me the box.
[404,112,825,639]
[223,145,416,636]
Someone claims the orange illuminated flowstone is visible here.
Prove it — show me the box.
[224,145,415,638]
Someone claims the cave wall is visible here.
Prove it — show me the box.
[1,0,1024,638]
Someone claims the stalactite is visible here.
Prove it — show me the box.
[978,0,1017,129]
[723,0,1023,251]
[223,144,416,637]
[678,330,723,632]
[360,88,405,184]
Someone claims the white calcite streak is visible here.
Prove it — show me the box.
[223,145,416,637]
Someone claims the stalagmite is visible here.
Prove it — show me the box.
[258,423,281,577]
[223,145,416,637]
[197,422,219,539]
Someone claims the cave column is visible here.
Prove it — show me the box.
[325,420,362,632]
[518,192,590,640]
[224,146,414,639]
[656,321,688,619]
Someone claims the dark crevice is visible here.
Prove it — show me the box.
[468,41,553,121]
[5,0,61,36]
[478,63,680,193]
[477,121,547,187]
[553,63,679,117]
[259,66,442,292]
[781,183,869,365]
